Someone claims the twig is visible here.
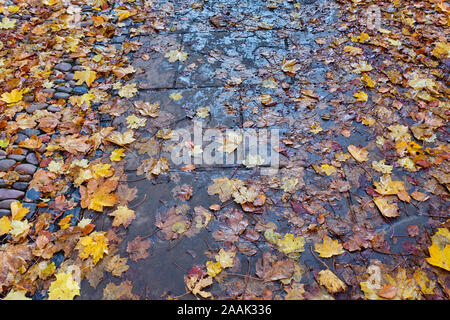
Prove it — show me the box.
[309,246,330,270]
[130,194,147,209]
[241,258,251,300]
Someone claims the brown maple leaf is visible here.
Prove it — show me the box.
[126,236,151,262]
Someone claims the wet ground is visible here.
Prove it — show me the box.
[78,0,448,299]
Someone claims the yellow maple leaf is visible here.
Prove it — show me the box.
[347,144,369,162]
[318,270,347,294]
[388,124,411,142]
[354,90,368,102]
[426,228,450,271]
[206,261,223,277]
[0,216,11,235]
[89,188,119,212]
[218,131,242,153]
[277,233,305,257]
[58,214,73,230]
[110,148,125,162]
[73,68,97,87]
[10,220,30,238]
[137,158,170,179]
[109,206,135,228]
[106,130,135,146]
[310,122,323,134]
[134,101,160,118]
[115,9,132,22]
[261,77,278,88]
[11,201,29,221]
[1,88,25,104]
[372,160,393,174]
[77,231,109,264]
[413,270,436,295]
[165,49,188,62]
[48,272,80,300]
[69,93,95,107]
[215,249,236,269]
[119,83,138,98]
[185,275,213,298]
[170,92,182,101]
[92,163,114,178]
[207,176,245,202]
[126,114,147,129]
[196,106,210,118]
[373,196,400,218]
[2,289,31,300]
[344,46,363,55]
[105,255,130,277]
[320,164,337,176]
[281,57,301,74]
[373,175,406,195]
[432,42,450,59]
[314,235,345,258]
[362,73,376,88]
[0,17,16,29]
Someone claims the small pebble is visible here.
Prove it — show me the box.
[54,62,73,72]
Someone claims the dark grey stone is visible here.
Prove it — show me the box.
[12,182,28,191]
[42,88,55,95]
[48,105,61,112]
[0,189,24,200]
[25,153,39,165]
[53,92,70,100]
[0,159,16,171]
[26,102,48,113]
[0,199,16,209]
[15,133,28,142]
[73,86,88,94]
[15,164,37,175]
[24,188,41,202]
[23,128,41,137]
[0,209,10,217]
[54,62,72,72]
[18,174,32,182]
[7,154,25,162]
[56,86,73,93]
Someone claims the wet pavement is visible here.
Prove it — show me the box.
[78,0,448,299]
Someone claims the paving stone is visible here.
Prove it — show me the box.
[132,34,179,90]
[138,87,241,129]
[176,30,286,88]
